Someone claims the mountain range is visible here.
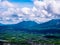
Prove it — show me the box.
[0,19,60,34]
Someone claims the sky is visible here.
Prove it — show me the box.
[9,0,33,2]
[9,0,33,7]
[0,0,60,24]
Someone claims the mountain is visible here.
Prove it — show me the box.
[0,19,60,30]
[15,21,38,29]
[14,19,60,30]
[0,21,38,32]
[34,19,60,29]
[0,19,60,34]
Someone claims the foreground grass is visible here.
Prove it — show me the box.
[0,32,60,44]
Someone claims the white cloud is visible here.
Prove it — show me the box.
[21,7,31,15]
[34,18,52,24]
[0,0,60,25]
[34,0,60,18]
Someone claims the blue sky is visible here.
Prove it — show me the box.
[9,0,33,3]
[8,0,33,8]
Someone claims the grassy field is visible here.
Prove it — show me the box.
[0,31,60,44]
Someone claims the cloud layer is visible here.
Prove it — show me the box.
[0,0,60,24]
